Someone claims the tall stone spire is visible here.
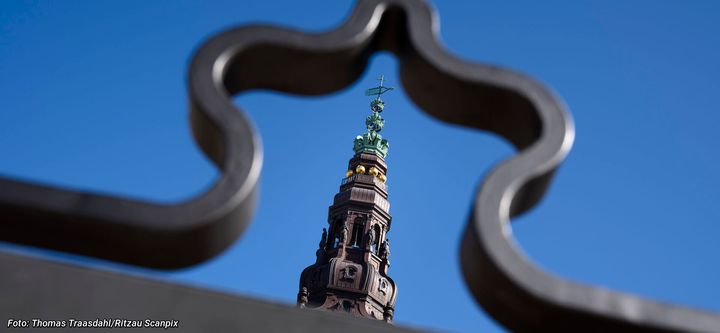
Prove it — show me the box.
[298,76,397,322]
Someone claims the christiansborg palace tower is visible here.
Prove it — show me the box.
[297,76,398,322]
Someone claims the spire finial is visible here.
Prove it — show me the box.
[354,75,392,158]
[365,75,394,109]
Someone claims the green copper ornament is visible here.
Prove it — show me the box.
[354,75,392,158]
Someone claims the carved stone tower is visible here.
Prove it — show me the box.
[298,76,397,322]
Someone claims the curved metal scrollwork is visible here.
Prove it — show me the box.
[1,0,718,331]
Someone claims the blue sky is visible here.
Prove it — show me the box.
[2,1,720,332]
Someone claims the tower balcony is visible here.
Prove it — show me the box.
[340,174,388,197]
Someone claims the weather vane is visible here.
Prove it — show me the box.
[365,75,394,112]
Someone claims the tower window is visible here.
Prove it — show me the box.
[350,217,365,247]
[332,218,345,248]
[372,224,382,254]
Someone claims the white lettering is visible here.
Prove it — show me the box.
[7,319,28,328]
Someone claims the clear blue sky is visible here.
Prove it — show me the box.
[2,1,720,332]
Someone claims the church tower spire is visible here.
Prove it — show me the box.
[298,76,397,322]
